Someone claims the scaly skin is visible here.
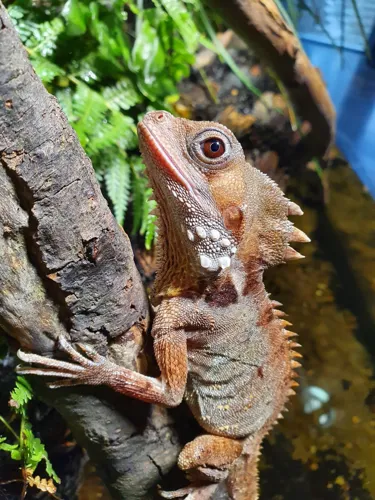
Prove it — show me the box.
[17,111,309,499]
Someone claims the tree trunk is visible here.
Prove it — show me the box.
[0,4,180,498]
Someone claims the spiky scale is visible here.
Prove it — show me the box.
[291,360,302,369]
[290,342,302,348]
[284,246,305,261]
[274,309,286,317]
[291,350,303,359]
[285,330,298,338]
[271,300,283,308]
[280,319,292,327]
[290,226,311,243]
[288,201,304,216]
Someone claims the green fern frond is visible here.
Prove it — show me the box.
[56,88,75,122]
[103,78,141,112]
[88,112,137,155]
[140,188,157,249]
[72,83,107,147]
[131,156,148,235]
[7,5,39,44]
[23,421,60,483]
[9,377,33,417]
[27,18,65,57]
[31,56,64,84]
[144,214,157,250]
[104,151,131,225]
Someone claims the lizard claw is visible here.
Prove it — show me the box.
[17,335,108,389]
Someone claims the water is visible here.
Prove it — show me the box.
[261,159,375,499]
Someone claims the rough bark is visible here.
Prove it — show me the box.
[0,4,180,498]
[204,0,336,161]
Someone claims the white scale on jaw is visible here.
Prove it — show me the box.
[187,222,237,272]
[167,180,237,272]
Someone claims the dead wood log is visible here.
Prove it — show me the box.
[0,4,180,498]
[203,0,336,161]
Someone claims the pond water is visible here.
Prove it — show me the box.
[261,159,375,500]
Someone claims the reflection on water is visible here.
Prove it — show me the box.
[261,160,375,500]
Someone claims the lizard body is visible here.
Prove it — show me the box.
[17,111,309,499]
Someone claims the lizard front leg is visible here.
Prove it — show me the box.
[17,298,214,408]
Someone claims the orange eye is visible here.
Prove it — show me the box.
[201,138,225,159]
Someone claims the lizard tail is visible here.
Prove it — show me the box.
[226,435,263,500]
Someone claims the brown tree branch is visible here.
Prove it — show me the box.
[0,4,180,498]
[204,0,336,161]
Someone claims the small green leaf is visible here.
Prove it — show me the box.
[11,449,22,461]
[103,78,141,112]
[56,88,75,122]
[31,56,64,84]
[158,0,200,53]
[23,423,60,483]
[0,440,19,452]
[104,151,131,226]
[131,156,148,235]
[26,18,64,57]
[62,0,88,37]
[10,376,33,416]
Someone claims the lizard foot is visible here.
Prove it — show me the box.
[158,484,218,499]
[17,336,108,389]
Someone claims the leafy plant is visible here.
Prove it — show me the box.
[8,0,204,247]
[0,376,60,496]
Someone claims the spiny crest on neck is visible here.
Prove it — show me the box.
[137,111,309,299]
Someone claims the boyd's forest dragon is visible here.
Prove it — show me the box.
[17,111,310,499]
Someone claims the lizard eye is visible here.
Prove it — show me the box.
[201,138,225,159]
[190,128,232,168]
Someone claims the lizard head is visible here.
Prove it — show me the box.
[137,111,308,293]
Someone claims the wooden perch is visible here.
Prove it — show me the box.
[0,4,180,498]
[204,0,336,160]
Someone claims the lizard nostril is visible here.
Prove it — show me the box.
[156,113,165,121]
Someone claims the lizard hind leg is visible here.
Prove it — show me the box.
[159,435,243,499]
[178,434,243,483]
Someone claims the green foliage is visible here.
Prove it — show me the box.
[10,376,33,416]
[0,377,60,491]
[8,0,204,245]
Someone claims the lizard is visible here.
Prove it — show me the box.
[17,110,309,499]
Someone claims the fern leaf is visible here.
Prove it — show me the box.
[56,88,75,122]
[103,78,141,112]
[8,6,39,44]
[9,376,33,416]
[145,215,157,250]
[27,18,65,57]
[72,83,107,147]
[131,156,148,235]
[0,439,19,453]
[140,187,157,249]
[31,56,64,84]
[87,112,137,156]
[104,151,131,225]
[23,422,60,483]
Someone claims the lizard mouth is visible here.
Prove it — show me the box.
[138,122,197,199]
